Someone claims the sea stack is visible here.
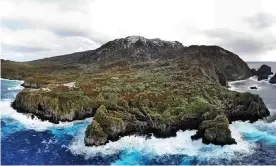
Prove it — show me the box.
[257,65,273,81]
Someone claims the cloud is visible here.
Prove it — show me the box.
[1,27,100,61]
[245,12,276,30]
[1,0,276,61]
[204,28,276,55]
[3,44,51,53]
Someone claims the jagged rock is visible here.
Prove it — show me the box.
[251,68,258,76]
[257,65,273,81]
[192,115,236,145]
[84,91,269,146]
[225,92,270,123]
[269,74,276,84]
[85,120,108,146]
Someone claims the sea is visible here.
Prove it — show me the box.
[1,62,276,165]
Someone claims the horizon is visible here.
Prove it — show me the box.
[1,0,276,62]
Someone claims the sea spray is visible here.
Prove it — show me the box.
[1,99,92,132]
[68,123,255,163]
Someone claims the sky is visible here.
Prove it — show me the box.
[1,0,276,62]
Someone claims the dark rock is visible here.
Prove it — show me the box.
[225,92,270,123]
[215,67,228,86]
[250,86,258,89]
[258,74,269,81]
[257,65,273,81]
[251,68,258,76]
[269,74,276,84]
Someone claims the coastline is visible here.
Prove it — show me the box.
[1,69,276,165]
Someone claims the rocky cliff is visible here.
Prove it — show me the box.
[4,36,269,146]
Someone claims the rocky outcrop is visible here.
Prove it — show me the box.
[84,91,269,146]
[224,92,270,123]
[191,115,236,145]
[21,78,49,89]
[250,86,258,89]
[257,65,273,81]
[11,88,97,123]
[269,74,276,84]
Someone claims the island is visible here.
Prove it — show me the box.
[1,36,270,146]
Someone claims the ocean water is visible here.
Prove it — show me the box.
[1,62,276,165]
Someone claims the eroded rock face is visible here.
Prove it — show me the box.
[11,88,97,123]
[85,119,108,146]
[269,74,276,84]
[224,92,270,123]
[84,91,270,146]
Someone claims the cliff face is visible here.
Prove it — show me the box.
[11,87,97,123]
[5,36,268,146]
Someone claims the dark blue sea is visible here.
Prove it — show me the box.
[1,62,276,165]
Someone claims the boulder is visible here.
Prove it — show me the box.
[250,86,257,89]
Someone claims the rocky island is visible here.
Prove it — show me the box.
[1,36,270,146]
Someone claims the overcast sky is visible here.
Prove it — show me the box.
[1,0,276,61]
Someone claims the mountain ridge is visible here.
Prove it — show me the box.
[2,35,251,83]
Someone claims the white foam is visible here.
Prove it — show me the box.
[228,76,274,92]
[0,99,90,131]
[0,78,24,83]
[7,85,23,91]
[68,124,255,160]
